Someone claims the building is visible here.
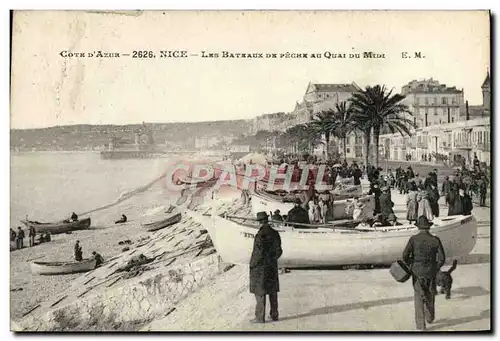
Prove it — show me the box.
[482,71,491,115]
[290,82,361,127]
[469,71,491,119]
[401,78,465,128]
[379,117,490,165]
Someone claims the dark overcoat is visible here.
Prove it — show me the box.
[249,223,283,295]
[379,192,394,218]
[287,206,310,224]
[403,230,446,279]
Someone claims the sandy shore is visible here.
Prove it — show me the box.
[9,179,187,320]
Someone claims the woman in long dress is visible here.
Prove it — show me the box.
[417,189,434,221]
[308,200,316,223]
[406,182,419,224]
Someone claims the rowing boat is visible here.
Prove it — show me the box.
[142,211,182,232]
[31,259,97,275]
[186,210,477,268]
[21,217,91,235]
[250,191,375,220]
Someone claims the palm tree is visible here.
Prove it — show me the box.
[308,110,336,161]
[350,85,415,168]
[330,102,355,162]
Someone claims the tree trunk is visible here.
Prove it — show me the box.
[325,133,330,161]
[343,136,347,161]
[374,127,380,168]
[363,130,371,168]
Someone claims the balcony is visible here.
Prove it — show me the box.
[441,142,452,150]
[417,140,428,149]
[477,143,490,152]
[454,140,473,149]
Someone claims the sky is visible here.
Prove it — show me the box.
[10,10,490,129]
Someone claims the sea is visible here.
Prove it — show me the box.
[10,152,177,227]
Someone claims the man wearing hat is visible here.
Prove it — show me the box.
[249,211,283,323]
[271,209,283,222]
[402,216,446,331]
[379,186,394,222]
[286,198,310,227]
[368,183,382,215]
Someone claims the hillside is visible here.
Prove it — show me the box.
[10,120,252,151]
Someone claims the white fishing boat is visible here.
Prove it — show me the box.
[186,210,477,268]
[250,191,375,219]
[31,259,97,275]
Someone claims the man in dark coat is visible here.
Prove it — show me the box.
[427,184,440,218]
[479,176,488,207]
[407,166,415,179]
[352,165,362,186]
[10,228,16,243]
[92,251,105,267]
[16,227,25,250]
[28,226,36,247]
[403,216,446,331]
[249,211,283,323]
[74,240,83,261]
[441,176,451,205]
[379,186,394,220]
[286,198,310,227]
[368,183,382,215]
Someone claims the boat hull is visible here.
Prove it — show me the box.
[250,192,375,220]
[31,259,97,275]
[21,217,91,235]
[186,210,477,268]
[142,212,182,232]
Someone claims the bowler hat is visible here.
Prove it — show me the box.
[415,216,433,229]
[274,209,280,214]
[256,211,269,221]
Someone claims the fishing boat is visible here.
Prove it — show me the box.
[186,210,477,268]
[31,259,97,275]
[250,191,375,219]
[142,211,182,232]
[21,217,91,235]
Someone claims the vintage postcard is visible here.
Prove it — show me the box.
[10,10,490,332]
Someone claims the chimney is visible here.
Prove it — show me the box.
[465,101,470,121]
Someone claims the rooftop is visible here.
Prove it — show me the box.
[309,83,361,93]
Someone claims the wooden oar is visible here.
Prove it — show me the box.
[204,212,369,232]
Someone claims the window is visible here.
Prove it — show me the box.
[346,148,350,153]
[415,97,420,105]
[425,98,429,105]
[452,117,454,123]
[434,108,438,115]
[442,97,447,105]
